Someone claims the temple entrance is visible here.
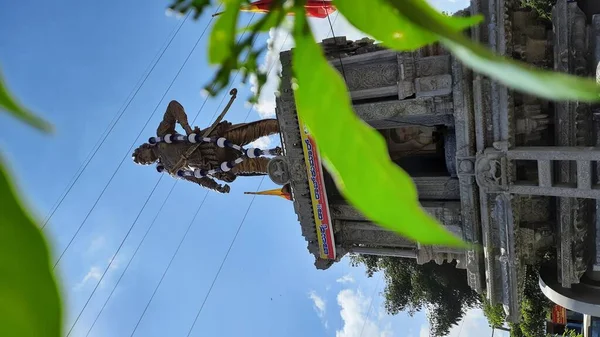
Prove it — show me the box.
[379,125,452,177]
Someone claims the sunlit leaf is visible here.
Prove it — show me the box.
[206,0,285,99]
[0,154,62,337]
[208,0,244,64]
[334,0,482,51]
[443,37,600,102]
[0,70,52,132]
[291,5,465,247]
[388,0,600,102]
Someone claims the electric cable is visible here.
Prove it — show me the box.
[185,177,265,337]
[41,12,191,229]
[52,7,216,270]
[81,11,261,337]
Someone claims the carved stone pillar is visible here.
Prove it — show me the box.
[414,177,460,200]
[553,0,593,288]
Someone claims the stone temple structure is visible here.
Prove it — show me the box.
[268,0,600,322]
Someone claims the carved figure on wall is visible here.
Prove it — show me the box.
[475,153,506,192]
[132,99,281,193]
[386,126,438,155]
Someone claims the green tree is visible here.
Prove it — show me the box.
[482,296,506,328]
[521,0,554,20]
[510,266,553,337]
[352,255,480,336]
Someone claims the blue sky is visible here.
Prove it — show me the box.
[0,0,508,336]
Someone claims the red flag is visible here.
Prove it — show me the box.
[213,0,336,18]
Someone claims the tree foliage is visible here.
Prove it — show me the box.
[482,295,506,328]
[351,255,480,336]
[171,0,600,249]
[510,266,552,337]
[2,0,600,335]
[520,0,554,20]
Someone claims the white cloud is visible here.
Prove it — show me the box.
[248,135,273,150]
[74,266,102,291]
[418,308,510,337]
[336,274,355,284]
[107,253,121,271]
[251,23,294,119]
[336,289,392,337]
[308,290,327,318]
[86,235,106,256]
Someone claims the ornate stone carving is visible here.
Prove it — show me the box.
[267,156,291,185]
[475,152,507,193]
[415,75,453,97]
[416,55,451,77]
[515,196,551,223]
[344,63,398,91]
[414,177,460,200]
[353,98,435,122]
[456,157,475,176]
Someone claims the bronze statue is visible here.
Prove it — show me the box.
[132,99,280,193]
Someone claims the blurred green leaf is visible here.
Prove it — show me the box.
[205,0,285,100]
[333,0,482,51]
[209,0,243,65]
[0,154,62,337]
[0,70,52,132]
[442,36,600,102]
[168,0,211,19]
[291,4,465,247]
[386,0,600,102]
[237,7,287,33]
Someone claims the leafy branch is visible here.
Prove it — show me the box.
[173,0,600,247]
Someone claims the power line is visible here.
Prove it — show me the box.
[322,0,348,82]
[65,175,164,337]
[325,11,340,38]
[51,8,215,270]
[128,187,211,337]
[183,21,297,337]
[67,4,250,334]
[359,278,382,337]
[41,12,191,229]
[81,13,260,337]
[185,177,265,337]
[87,81,244,337]
[130,37,269,337]
[83,180,177,337]
[131,20,288,335]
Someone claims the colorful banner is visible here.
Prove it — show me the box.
[299,119,336,260]
[552,305,567,325]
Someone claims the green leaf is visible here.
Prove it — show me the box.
[387,0,600,102]
[333,0,482,51]
[0,70,52,132]
[168,0,211,20]
[291,6,465,247]
[0,153,62,337]
[208,0,243,65]
[237,7,287,34]
[442,36,600,102]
